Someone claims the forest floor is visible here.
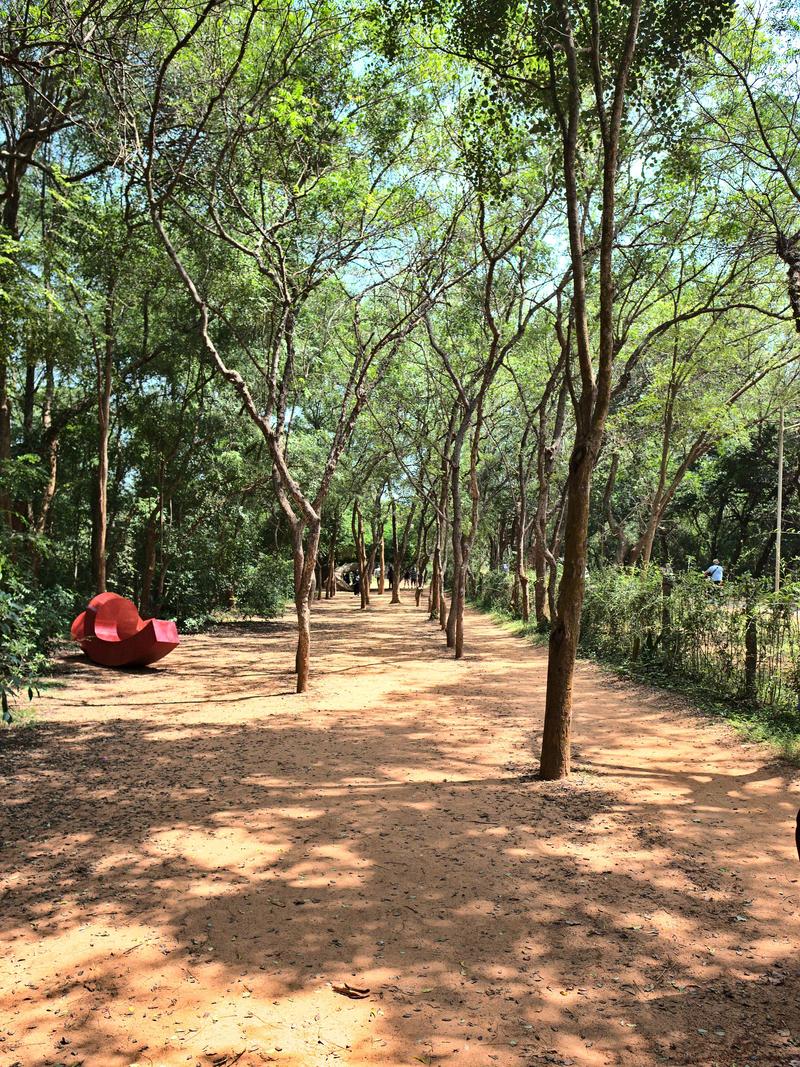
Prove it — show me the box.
[2,594,800,1067]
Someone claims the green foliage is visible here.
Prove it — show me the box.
[581,566,800,723]
[239,556,294,618]
[474,569,512,612]
[381,0,736,189]
[0,556,72,722]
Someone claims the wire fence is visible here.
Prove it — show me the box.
[473,566,800,720]
[580,568,800,718]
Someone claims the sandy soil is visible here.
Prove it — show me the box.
[2,593,799,1067]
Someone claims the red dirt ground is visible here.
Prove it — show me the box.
[1,593,799,1067]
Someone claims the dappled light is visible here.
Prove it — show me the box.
[3,597,799,1066]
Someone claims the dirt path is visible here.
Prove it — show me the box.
[2,594,799,1067]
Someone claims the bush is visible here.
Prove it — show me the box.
[238,554,294,617]
[581,565,664,659]
[0,556,73,720]
[474,569,512,613]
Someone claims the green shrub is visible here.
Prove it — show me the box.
[474,569,512,613]
[238,554,294,617]
[0,556,73,721]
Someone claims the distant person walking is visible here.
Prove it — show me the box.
[704,559,724,585]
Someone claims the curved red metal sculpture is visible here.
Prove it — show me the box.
[71,592,180,667]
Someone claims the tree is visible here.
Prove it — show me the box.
[384,0,739,774]
[697,4,800,331]
[119,0,466,689]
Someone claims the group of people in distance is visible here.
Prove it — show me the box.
[343,564,427,595]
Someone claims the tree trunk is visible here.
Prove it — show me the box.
[637,511,660,567]
[514,501,529,622]
[532,536,548,625]
[291,518,321,693]
[378,536,385,594]
[366,542,378,592]
[744,604,758,699]
[295,592,312,689]
[92,295,114,592]
[547,556,559,622]
[140,513,158,617]
[325,528,336,598]
[390,498,416,604]
[32,360,58,569]
[454,536,467,658]
[602,452,629,565]
[540,443,593,780]
[446,434,464,647]
[429,543,440,620]
[22,361,35,528]
[0,354,11,528]
[776,230,800,334]
[352,501,369,609]
[391,500,401,604]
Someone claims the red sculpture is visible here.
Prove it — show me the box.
[71,591,180,667]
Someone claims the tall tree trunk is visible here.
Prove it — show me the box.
[776,230,800,334]
[532,537,548,625]
[352,501,370,609]
[540,444,593,779]
[390,498,416,605]
[370,490,383,595]
[453,418,482,659]
[453,537,466,657]
[140,461,165,616]
[390,500,401,604]
[532,371,568,624]
[636,511,660,567]
[22,360,36,526]
[32,360,59,574]
[366,541,378,592]
[92,294,114,592]
[291,518,321,693]
[414,509,431,608]
[438,558,447,631]
[325,522,337,599]
[0,355,11,528]
[602,452,629,565]
[538,0,643,779]
[446,433,464,648]
[140,515,158,617]
[515,499,529,622]
[628,389,674,566]
[429,541,440,620]
[358,505,369,607]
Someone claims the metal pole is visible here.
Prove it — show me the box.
[776,406,784,593]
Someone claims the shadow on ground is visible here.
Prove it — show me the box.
[2,597,799,1067]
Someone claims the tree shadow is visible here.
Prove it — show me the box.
[2,598,799,1066]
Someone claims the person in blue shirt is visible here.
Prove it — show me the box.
[704,559,724,584]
